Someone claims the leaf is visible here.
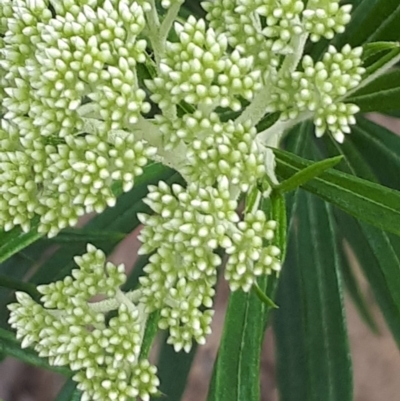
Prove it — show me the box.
[273,148,400,237]
[349,117,400,190]
[55,380,78,401]
[0,220,43,265]
[335,0,400,48]
[154,339,197,401]
[273,191,352,401]
[347,68,400,112]
[274,155,343,193]
[336,211,400,347]
[140,311,160,358]
[207,278,270,401]
[363,41,400,59]
[337,236,379,333]
[324,131,400,345]
[0,274,40,299]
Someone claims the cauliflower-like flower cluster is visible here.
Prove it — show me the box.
[138,177,280,351]
[8,244,159,401]
[269,45,365,142]
[0,0,153,235]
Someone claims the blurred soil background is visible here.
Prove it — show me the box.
[1,113,400,401]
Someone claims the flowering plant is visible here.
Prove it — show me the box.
[1,0,400,400]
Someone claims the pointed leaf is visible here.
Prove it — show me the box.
[275,155,343,193]
[274,192,352,401]
[347,69,400,112]
[274,148,400,237]
[207,278,270,401]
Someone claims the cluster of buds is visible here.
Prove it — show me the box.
[269,45,365,142]
[8,245,159,401]
[138,177,280,351]
[0,0,153,235]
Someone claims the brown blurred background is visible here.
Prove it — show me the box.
[1,113,400,401]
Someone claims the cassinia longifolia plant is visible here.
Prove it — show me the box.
[0,0,371,400]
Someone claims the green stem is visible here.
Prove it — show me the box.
[256,112,312,144]
[159,2,182,45]
[235,85,273,126]
[280,32,309,74]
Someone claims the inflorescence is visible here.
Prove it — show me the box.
[3,0,365,399]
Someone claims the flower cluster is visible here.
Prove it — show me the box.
[146,16,262,112]
[138,177,280,351]
[155,110,265,189]
[0,0,153,235]
[269,45,365,142]
[203,0,351,65]
[8,244,159,401]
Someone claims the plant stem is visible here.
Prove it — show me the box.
[159,2,182,45]
[280,32,309,73]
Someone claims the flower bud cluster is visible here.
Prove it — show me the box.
[203,0,352,64]
[269,45,364,142]
[138,178,280,351]
[8,244,159,401]
[146,16,262,112]
[0,0,155,235]
[156,110,265,189]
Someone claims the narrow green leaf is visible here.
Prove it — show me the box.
[337,237,379,334]
[335,0,400,48]
[347,69,400,112]
[349,118,400,190]
[270,191,287,263]
[0,274,40,299]
[346,47,400,100]
[48,228,126,244]
[0,220,43,265]
[274,192,352,401]
[140,311,160,358]
[363,41,400,60]
[324,129,400,345]
[55,380,78,401]
[275,155,343,193]
[336,211,400,347]
[274,148,400,237]
[207,281,268,401]
[154,339,197,401]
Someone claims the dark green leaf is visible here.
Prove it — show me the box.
[274,192,352,401]
[154,339,197,401]
[55,380,78,401]
[334,0,400,48]
[337,236,379,333]
[0,274,40,299]
[0,220,43,265]
[140,311,160,358]
[336,211,400,347]
[349,117,400,190]
[274,148,400,237]
[207,279,268,401]
[363,41,400,60]
[324,130,400,345]
[275,155,343,193]
[348,69,400,112]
